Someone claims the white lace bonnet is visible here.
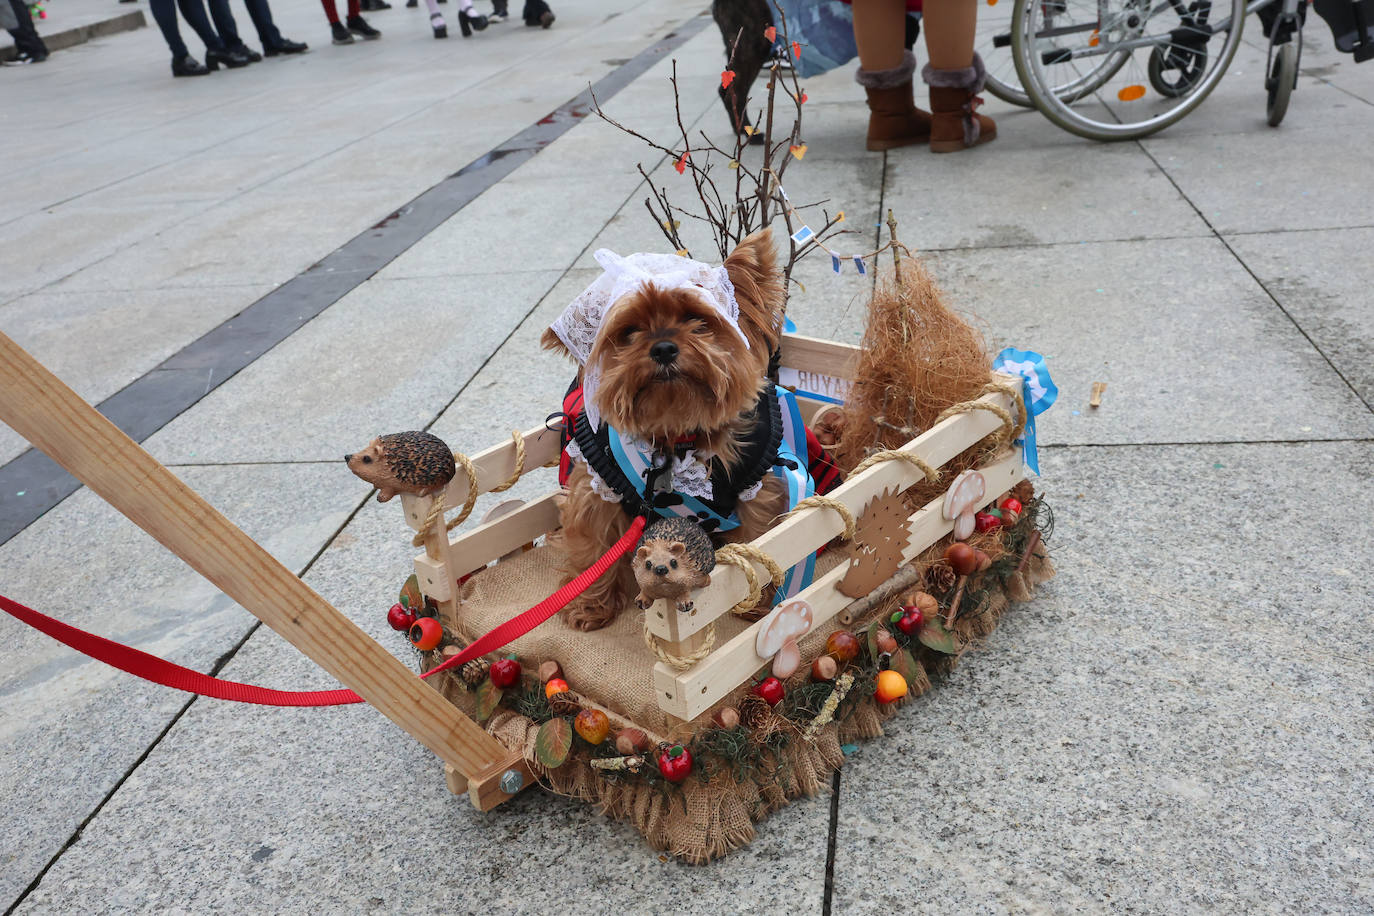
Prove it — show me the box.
[550,248,748,430]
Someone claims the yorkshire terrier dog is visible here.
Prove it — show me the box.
[543,228,788,631]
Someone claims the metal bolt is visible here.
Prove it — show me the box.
[499,769,523,794]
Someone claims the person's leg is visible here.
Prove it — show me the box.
[176,0,227,50]
[239,0,283,47]
[319,0,341,23]
[203,0,242,46]
[921,0,995,151]
[7,0,49,58]
[147,0,191,57]
[922,0,977,68]
[852,0,929,150]
[852,0,906,70]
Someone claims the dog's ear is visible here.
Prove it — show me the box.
[541,327,572,360]
[724,227,779,294]
[724,228,785,349]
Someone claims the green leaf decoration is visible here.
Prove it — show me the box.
[917,617,960,655]
[399,574,422,611]
[534,717,573,768]
[890,647,921,685]
[475,680,503,723]
[865,620,883,663]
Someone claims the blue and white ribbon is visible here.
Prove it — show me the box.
[992,347,1057,475]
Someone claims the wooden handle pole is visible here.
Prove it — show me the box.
[0,331,513,782]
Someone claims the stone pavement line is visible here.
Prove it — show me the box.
[0,9,712,548]
[1133,140,1374,415]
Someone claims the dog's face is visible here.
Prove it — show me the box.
[542,228,785,443]
[585,283,760,440]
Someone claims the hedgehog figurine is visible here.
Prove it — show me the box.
[632,516,715,613]
[345,431,456,502]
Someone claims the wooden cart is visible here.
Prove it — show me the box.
[0,328,1029,822]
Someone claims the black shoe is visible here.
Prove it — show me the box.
[525,9,552,27]
[458,9,485,34]
[490,0,507,16]
[405,0,416,6]
[263,37,308,55]
[360,0,391,9]
[346,14,381,38]
[205,46,253,69]
[171,54,210,75]
[228,41,262,62]
[331,21,354,43]
[430,12,447,36]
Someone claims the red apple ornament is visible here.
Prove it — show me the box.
[387,603,416,632]
[753,677,785,706]
[658,744,693,782]
[489,657,521,689]
[895,606,925,635]
[974,512,1000,533]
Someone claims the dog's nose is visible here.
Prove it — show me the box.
[653,564,669,576]
[649,340,678,365]
[344,454,353,462]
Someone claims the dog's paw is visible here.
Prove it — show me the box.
[565,603,617,631]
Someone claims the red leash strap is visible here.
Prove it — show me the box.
[0,516,647,708]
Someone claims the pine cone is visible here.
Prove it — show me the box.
[1012,479,1034,505]
[547,690,581,717]
[737,693,773,730]
[925,562,956,594]
[459,657,490,687]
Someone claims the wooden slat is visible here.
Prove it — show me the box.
[644,388,1017,644]
[778,333,860,380]
[653,448,1025,720]
[446,491,562,579]
[400,422,563,534]
[0,331,515,783]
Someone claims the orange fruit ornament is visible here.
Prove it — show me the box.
[875,670,909,704]
[545,678,570,698]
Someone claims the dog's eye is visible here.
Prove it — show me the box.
[670,559,678,569]
[644,560,653,571]
[691,323,709,335]
[362,455,373,464]
[621,326,640,343]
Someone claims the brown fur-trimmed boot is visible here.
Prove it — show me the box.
[855,51,931,151]
[924,52,997,153]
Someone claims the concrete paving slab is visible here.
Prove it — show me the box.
[11,476,832,914]
[1143,119,1374,235]
[0,461,359,911]
[832,440,1374,914]
[1226,226,1374,408]
[0,283,273,466]
[141,269,563,464]
[913,237,1374,445]
[885,133,1209,252]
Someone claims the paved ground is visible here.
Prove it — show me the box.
[2,0,1372,912]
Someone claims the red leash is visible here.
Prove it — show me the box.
[0,516,646,708]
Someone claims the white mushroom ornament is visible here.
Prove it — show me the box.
[942,470,987,540]
[755,600,815,679]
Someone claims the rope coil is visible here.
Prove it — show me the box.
[411,430,526,548]
[850,448,941,482]
[782,495,858,541]
[714,542,785,618]
[643,622,717,670]
[932,382,1025,450]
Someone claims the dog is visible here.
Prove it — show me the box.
[542,228,789,631]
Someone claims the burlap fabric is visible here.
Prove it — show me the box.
[430,540,1055,863]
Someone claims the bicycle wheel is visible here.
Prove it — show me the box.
[980,0,1128,104]
[1011,0,1248,140]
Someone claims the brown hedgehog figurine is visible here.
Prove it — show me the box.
[632,517,715,614]
[345,431,456,502]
